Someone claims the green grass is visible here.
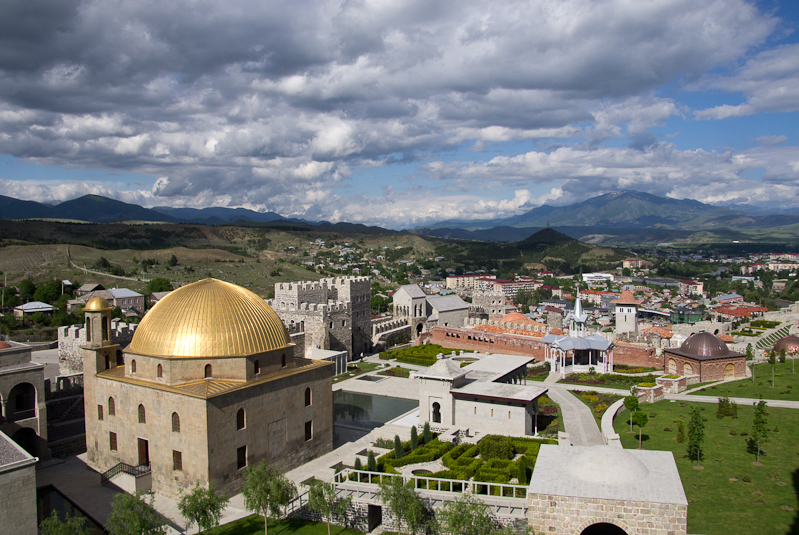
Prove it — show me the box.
[202,515,364,535]
[613,400,799,535]
[377,366,412,378]
[691,360,799,401]
[332,361,381,383]
[559,372,658,390]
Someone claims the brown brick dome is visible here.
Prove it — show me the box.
[774,335,799,355]
[679,332,732,358]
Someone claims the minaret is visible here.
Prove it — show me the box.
[82,296,119,466]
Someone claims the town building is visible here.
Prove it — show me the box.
[677,280,704,296]
[392,284,469,338]
[13,301,54,318]
[622,258,644,270]
[472,291,510,319]
[445,274,497,291]
[663,332,746,381]
[68,287,145,316]
[82,279,334,498]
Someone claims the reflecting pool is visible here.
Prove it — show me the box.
[334,391,417,429]
[37,485,106,534]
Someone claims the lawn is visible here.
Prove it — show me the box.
[691,359,799,401]
[613,400,799,535]
[377,365,413,378]
[332,361,381,383]
[202,515,364,535]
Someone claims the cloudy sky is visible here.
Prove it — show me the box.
[1,0,799,228]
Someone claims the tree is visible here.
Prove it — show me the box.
[168,254,178,267]
[40,511,90,535]
[748,399,769,464]
[780,348,787,364]
[623,395,639,432]
[437,493,496,535]
[145,278,173,295]
[632,411,648,449]
[106,491,166,535]
[410,426,418,451]
[687,407,705,467]
[746,343,754,360]
[394,435,403,459]
[367,450,376,472]
[377,477,425,535]
[178,484,229,533]
[622,267,631,277]
[241,461,298,535]
[306,480,352,535]
[676,419,685,443]
[422,422,431,444]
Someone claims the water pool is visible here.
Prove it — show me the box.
[334,391,417,429]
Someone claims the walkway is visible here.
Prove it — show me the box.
[544,372,605,446]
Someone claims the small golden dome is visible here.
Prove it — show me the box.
[129,278,290,358]
[85,296,112,311]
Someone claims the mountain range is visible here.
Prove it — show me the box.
[3,190,799,244]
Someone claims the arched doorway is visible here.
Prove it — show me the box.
[11,428,38,457]
[431,402,441,424]
[580,522,628,535]
[8,382,36,421]
[724,363,735,379]
[667,359,676,374]
[416,323,423,337]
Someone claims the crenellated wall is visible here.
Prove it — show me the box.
[58,322,137,373]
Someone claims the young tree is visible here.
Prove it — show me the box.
[353,457,362,471]
[632,411,648,449]
[178,484,229,533]
[746,343,754,360]
[437,493,496,535]
[40,511,90,535]
[623,395,639,432]
[676,419,685,443]
[106,492,166,535]
[306,480,353,535]
[168,254,179,267]
[366,450,376,472]
[780,348,787,364]
[377,477,425,535]
[748,399,769,464]
[687,407,705,467]
[242,461,298,535]
[394,434,403,459]
[410,425,418,450]
[422,421,431,444]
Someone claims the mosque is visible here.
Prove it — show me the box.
[82,278,334,498]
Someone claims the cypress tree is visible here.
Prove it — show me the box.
[423,421,432,443]
[410,426,418,450]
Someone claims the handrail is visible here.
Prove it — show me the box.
[100,462,151,485]
[334,469,529,498]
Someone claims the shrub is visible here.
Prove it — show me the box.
[741,474,752,483]
[479,435,514,460]
[638,382,657,388]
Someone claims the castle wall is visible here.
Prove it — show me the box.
[58,322,136,373]
[430,326,546,361]
[611,343,661,369]
[472,291,507,319]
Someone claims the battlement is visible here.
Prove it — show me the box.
[274,280,329,294]
[58,321,138,373]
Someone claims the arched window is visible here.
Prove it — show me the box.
[131,360,137,374]
[204,364,212,378]
[138,404,146,424]
[237,408,246,430]
[102,317,109,341]
[281,354,286,368]
[172,412,180,433]
[432,402,441,424]
[108,397,115,416]
[305,387,312,407]
[254,360,260,375]
[86,318,92,342]
[157,364,163,378]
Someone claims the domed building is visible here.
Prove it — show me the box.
[774,335,799,355]
[663,331,746,381]
[83,279,334,497]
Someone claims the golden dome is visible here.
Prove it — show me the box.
[129,278,290,358]
[84,296,112,311]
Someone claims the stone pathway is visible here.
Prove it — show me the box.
[545,383,605,446]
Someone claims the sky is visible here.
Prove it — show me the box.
[1,0,799,229]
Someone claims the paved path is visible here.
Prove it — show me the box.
[544,373,605,446]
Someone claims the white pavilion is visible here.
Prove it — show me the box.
[542,291,613,377]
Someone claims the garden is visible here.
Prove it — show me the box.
[573,390,622,424]
[613,399,799,535]
[691,359,798,401]
[379,344,472,366]
[558,371,660,390]
[332,361,381,383]
[354,432,557,494]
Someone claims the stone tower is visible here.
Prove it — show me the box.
[612,289,642,336]
[81,296,119,465]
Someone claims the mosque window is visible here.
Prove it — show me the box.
[138,404,146,424]
[237,446,247,469]
[254,360,260,374]
[98,405,103,421]
[157,364,163,378]
[108,397,115,416]
[86,318,92,342]
[172,412,180,433]
[237,408,246,430]
[109,432,117,451]
[173,450,182,471]
[281,354,286,368]
[131,360,137,374]
[305,388,312,407]
[205,364,212,378]
[305,420,313,441]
